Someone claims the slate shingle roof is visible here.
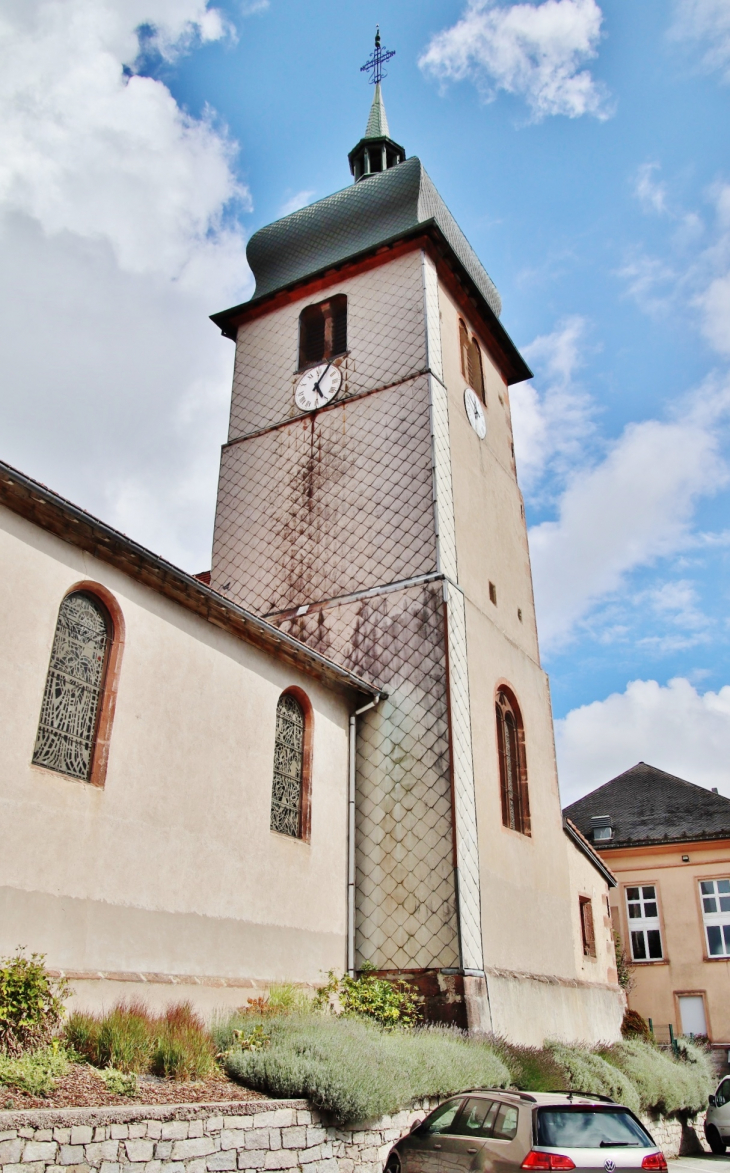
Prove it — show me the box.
[563,762,730,849]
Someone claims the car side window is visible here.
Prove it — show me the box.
[492,1104,519,1140]
[421,1100,464,1135]
[457,1098,499,1137]
[717,1079,730,1107]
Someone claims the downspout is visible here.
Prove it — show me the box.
[348,695,381,976]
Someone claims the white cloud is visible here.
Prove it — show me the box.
[511,316,595,495]
[0,0,252,569]
[419,0,611,121]
[279,189,315,217]
[670,0,730,82]
[528,378,730,649]
[635,162,668,216]
[556,677,730,804]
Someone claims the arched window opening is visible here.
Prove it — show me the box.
[271,691,313,838]
[458,320,486,402]
[298,295,347,369]
[33,591,111,783]
[495,688,530,836]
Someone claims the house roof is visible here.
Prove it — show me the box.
[563,817,617,886]
[0,459,381,703]
[563,761,730,849]
[210,158,532,385]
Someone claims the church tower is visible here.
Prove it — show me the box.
[209,37,622,1036]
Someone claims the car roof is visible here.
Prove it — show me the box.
[459,1089,620,1108]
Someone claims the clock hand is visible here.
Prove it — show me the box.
[312,361,332,398]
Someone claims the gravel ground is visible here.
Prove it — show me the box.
[0,1064,267,1110]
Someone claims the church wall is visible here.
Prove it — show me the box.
[0,506,353,1001]
[565,835,617,987]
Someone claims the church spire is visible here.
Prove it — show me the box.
[348,28,405,183]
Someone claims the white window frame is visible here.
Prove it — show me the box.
[625,884,664,962]
[700,878,730,958]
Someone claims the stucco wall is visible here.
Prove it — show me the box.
[0,507,353,1001]
[565,836,617,986]
[606,840,730,1043]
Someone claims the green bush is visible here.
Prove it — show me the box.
[0,951,69,1055]
[621,1010,651,1041]
[491,1038,567,1092]
[315,965,422,1029]
[225,1015,509,1124]
[100,1068,137,1097]
[0,1041,70,1096]
[601,1038,713,1116]
[546,1041,641,1114]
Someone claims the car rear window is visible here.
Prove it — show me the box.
[536,1109,653,1149]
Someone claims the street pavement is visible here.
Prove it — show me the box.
[669,1159,730,1171]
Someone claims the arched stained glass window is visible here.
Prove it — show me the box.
[495,689,530,836]
[270,692,306,837]
[33,592,111,782]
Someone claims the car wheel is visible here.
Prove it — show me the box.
[706,1125,727,1155]
[385,1155,402,1173]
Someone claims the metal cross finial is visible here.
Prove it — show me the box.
[360,25,395,85]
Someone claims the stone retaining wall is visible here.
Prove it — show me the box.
[0,1097,709,1173]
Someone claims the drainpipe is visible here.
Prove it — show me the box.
[348,695,381,976]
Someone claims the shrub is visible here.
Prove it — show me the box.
[0,1041,70,1096]
[621,1010,652,1041]
[602,1038,713,1117]
[225,1014,509,1124]
[490,1038,567,1092]
[100,1068,137,1096]
[546,1041,640,1114]
[0,951,69,1055]
[614,934,635,993]
[96,1001,155,1073]
[150,1003,216,1080]
[315,964,422,1029]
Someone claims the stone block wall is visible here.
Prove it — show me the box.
[0,1097,709,1173]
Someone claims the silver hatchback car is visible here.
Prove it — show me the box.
[384,1090,667,1173]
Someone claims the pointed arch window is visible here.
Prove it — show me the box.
[495,688,530,836]
[459,319,485,402]
[33,588,122,785]
[270,689,313,840]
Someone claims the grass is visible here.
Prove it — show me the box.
[64,1000,215,1080]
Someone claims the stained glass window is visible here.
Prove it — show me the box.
[270,693,305,837]
[32,592,110,782]
[496,689,530,835]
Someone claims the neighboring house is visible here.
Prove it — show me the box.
[564,762,730,1051]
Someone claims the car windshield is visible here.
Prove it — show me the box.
[537,1109,653,1149]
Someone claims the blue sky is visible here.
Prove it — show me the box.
[0,0,728,800]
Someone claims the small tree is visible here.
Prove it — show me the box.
[614,933,635,994]
[0,950,69,1055]
[315,963,422,1028]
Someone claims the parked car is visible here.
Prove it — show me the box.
[384,1089,667,1173]
[705,1075,730,1154]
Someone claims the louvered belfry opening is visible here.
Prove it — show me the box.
[33,591,111,782]
[298,295,347,369]
[459,318,485,401]
[496,688,531,836]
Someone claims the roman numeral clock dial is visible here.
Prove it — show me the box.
[295,362,342,412]
[464,386,487,439]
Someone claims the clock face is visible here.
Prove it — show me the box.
[295,362,342,412]
[464,387,487,439]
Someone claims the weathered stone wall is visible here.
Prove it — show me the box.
[0,1098,709,1173]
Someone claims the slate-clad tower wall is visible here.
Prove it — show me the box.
[211,250,475,985]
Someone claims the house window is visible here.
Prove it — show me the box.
[495,688,530,836]
[270,691,312,839]
[459,319,485,401]
[579,896,596,957]
[591,815,613,843]
[298,295,347,369]
[700,878,730,957]
[32,591,111,783]
[626,884,663,961]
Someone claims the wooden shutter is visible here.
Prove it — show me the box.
[580,897,596,957]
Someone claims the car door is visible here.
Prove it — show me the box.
[714,1077,730,1139]
[400,1098,466,1173]
[435,1096,498,1173]
[480,1100,523,1173]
